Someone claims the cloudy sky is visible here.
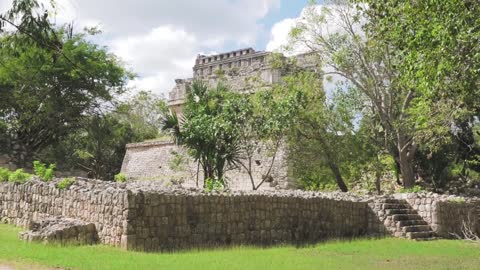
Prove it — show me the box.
[0,0,324,96]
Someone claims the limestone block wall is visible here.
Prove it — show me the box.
[0,179,128,247]
[123,189,369,251]
[396,193,480,238]
[121,140,292,191]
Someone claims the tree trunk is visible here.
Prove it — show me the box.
[375,170,381,194]
[327,161,349,192]
[397,132,417,189]
[398,155,415,188]
[315,132,349,192]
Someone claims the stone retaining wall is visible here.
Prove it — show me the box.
[0,180,370,251]
[2,179,480,251]
[124,189,369,251]
[396,193,480,238]
[0,179,127,247]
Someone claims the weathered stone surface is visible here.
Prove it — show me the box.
[121,48,319,188]
[19,217,97,245]
[2,179,480,251]
[120,140,291,191]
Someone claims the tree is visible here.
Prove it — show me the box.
[43,91,165,180]
[357,0,480,188]
[115,91,168,142]
[233,85,301,190]
[287,0,420,188]
[162,81,242,187]
[0,0,131,167]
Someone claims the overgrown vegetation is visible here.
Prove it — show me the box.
[0,167,10,182]
[8,169,32,184]
[33,161,55,182]
[56,177,75,190]
[114,173,127,183]
[1,0,480,193]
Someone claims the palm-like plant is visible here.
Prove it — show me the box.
[161,80,243,187]
[160,110,182,144]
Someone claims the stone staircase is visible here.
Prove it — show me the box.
[374,198,436,241]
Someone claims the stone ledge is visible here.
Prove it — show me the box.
[19,217,98,245]
[126,140,175,149]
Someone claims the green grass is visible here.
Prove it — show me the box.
[0,224,479,270]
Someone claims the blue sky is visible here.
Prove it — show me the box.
[0,0,320,95]
[256,0,310,50]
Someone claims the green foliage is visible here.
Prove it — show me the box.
[399,186,424,193]
[8,169,32,184]
[162,81,243,183]
[449,197,466,204]
[33,161,55,182]
[0,1,132,167]
[204,178,224,192]
[114,173,127,183]
[115,91,167,142]
[56,177,75,190]
[169,151,186,172]
[0,167,11,182]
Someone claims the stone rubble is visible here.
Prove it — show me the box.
[18,217,97,245]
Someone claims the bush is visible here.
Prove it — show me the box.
[8,169,32,184]
[205,178,224,192]
[0,167,11,182]
[33,160,55,182]
[399,185,423,193]
[56,177,75,190]
[114,173,127,183]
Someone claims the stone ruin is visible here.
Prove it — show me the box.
[19,217,97,245]
[1,178,480,251]
[121,48,318,189]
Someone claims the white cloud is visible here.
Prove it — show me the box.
[112,25,197,94]
[266,18,296,52]
[266,4,357,95]
[1,0,280,96]
[267,4,351,55]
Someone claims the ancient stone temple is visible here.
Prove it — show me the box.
[168,48,283,116]
[122,48,317,190]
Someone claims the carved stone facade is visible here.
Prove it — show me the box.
[168,48,282,116]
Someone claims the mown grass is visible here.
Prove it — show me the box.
[0,224,478,270]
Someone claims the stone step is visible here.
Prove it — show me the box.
[397,220,428,227]
[402,225,432,233]
[382,203,411,210]
[392,214,423,221]
[375,198,404,204]
[406,231,435,239]
[386,209,417,215]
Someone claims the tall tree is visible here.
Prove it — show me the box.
[0,0,131,167]
[288,0,420,188]
[357,0,480,187]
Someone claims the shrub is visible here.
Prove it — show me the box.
[8,169,32,184]
[205,178,224,192]
[33,160,56,182]
[399,185,423,193]
[114,173,127,183]
[0,167,11,182]
[56,177,75,190]
[450,197,466,204]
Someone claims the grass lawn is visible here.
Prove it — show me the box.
[0,224,478,270]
